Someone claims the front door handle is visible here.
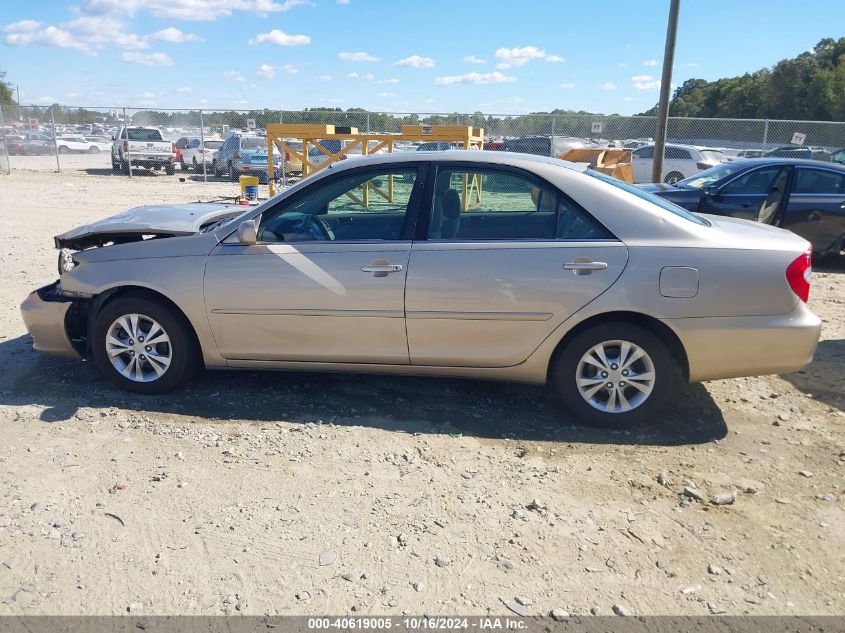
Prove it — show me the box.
[362,259,403,277]
[564,260,608,275]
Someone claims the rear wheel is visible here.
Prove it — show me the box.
[551,322,675,428]
[664,171,684,184]
[58,146,69,154]
[228,162,238,182]
[165,163,176,175]
[88,146,100,153]
[91,296,199,394]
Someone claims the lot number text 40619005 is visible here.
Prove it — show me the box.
[307,617,528,630]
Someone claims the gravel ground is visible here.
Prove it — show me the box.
[0,165,843,616]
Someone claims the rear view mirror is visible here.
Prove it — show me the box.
[704,185,721,199]
[236,219,258,245]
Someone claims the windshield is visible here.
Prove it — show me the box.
[587,169,710,226]
[676,162,745,189]
[127,128,164,141]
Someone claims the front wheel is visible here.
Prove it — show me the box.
[91,296,199,394]
[664,171,684,184]
[551,322,676,428]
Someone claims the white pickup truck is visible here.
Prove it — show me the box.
[111,127,176,175]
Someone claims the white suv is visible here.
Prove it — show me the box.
[631,143,727,184]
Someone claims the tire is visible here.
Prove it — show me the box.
[121,158,130,174]
[192,157,200,171]
[165,163,176,175]
[111,159,120,172]
[228,162,238,182]
[664,171,684,184]
[88,146,100,153]
[58,146,69,154]
[212,160,219,177]
[91,295,199,394]
[551,322,676,428]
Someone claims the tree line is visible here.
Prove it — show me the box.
[639,37,845,121]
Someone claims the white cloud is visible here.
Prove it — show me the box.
[434,71,516,86]
[152,27,202,43]
[257,64,276,79]
[122,51,173,66]
[363,73,375,80]
[495,46,556,68]
[346,71,359,79]
[176,86,192,93]
[393,54,435,68]
[338,51,380,62]
[463,55,486,65]
[79,0,312,21]
[560,82,575,88]
[597,82,616,90]
[377,91,395,97]
[545,55,565,63]
[223,70,247,82]
[642,59,658,66]
[249,29,310,45]
[631,74,660,89]
[317,74,332,81]
[377,78,399,84]
[617,62,629,68]
[337,0,350,3]
[4,22,92,53]
[282,64,299,74]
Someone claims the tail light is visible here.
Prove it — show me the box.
[785,248,812,302]
[696,162,710,170]
[123,141,128,152]
[171,142,176,153]
[285,151,290,161]
[233,151,240,159]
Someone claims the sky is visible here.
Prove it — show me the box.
[2,0,843,116]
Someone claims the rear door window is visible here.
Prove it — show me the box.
[793,168,845,194]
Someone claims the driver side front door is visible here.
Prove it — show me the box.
[203,164,426,364]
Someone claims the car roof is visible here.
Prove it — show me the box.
[316,149,590,173]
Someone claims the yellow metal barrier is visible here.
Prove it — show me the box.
[266,124,484,196]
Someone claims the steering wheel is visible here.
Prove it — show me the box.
[261,211,334,242]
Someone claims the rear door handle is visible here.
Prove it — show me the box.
[564,261,608,275]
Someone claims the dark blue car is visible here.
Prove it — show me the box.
[638,158,845,255]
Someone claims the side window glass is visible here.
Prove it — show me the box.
[636,146,654,159]
[427,168,612,241]
[794,169,845,194]
[258,168,419,242]
[723,167,782,195]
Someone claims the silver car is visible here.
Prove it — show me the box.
[20,151,821,427]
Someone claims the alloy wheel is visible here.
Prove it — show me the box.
[575,339,655,413]
[105,313,172,382]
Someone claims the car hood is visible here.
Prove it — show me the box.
[55,202,243,249]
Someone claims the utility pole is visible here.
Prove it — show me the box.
[652,0,681,183]
[16,85,22,121]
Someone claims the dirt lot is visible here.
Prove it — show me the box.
[0,165,842,617]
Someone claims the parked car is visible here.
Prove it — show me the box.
[180,138,224,171]
[638,158,845,255]
[56,135,95,154]
[84,136,112,152]
[735,149,763,159]
[499,135,586,157]
[3,135,32,155]
[21,151,820,428]
[213,134,280,182]
[12,133,53,155]
[630,143,727,183]
[828,148,845,165]
[764,145,831,161]
[111,127,176,175]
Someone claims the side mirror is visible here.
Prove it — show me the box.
[236,219,258,245]
[704,185,721,199]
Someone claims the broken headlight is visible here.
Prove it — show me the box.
[58,248,79,275]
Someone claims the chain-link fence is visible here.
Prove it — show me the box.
[2,103,844,181]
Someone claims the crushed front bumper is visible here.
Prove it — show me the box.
[20,282,80,358]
